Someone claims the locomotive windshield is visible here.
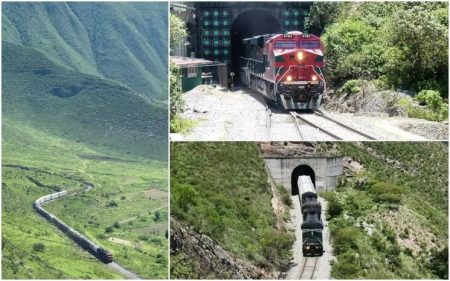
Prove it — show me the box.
[299,41,320,49]
[274,41,297,49]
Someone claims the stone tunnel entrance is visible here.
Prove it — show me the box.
[263,156,343,194]
[291,165,315,196]
[230,10,281,81]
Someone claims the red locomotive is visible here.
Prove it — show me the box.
[241,31,325,110]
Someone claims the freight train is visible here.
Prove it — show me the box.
[298,176,324,256]
[241,31,325,110]
[34,191,113,263]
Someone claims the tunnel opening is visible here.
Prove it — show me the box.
[291,165,315,195]
[230,10,281,83]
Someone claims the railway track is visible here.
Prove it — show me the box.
[290,110,377,140]
[299,257,318,279]
[299,257,319,280]
[35,185,141,279]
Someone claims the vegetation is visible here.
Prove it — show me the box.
[170,14,194,134]
[2,3,168,279]
[170,142,294,278]
[3,2,168,100]
[307,2,448,120]
[321,142,448,279]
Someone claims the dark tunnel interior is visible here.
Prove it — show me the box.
[291,165,315,196]
[230,10,281,82]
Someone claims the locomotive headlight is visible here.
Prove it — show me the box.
[312,75,318,81]
[297,51,304,61]
[286,75,293,82]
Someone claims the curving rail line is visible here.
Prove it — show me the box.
[34,185,140,279]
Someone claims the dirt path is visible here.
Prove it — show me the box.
[285,196,333,279]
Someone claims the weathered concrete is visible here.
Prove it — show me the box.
[264,156,342,193]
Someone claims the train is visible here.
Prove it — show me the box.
[298,176,324,256]
[34,191,113,263]
[240,31,325,110]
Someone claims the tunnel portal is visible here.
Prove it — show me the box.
[230,10,280,78]
[191,3,312,68]
[291,165,315,196]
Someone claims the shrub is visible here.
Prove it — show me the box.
[277,184,292,207]
[106,200,118,207]
[370,182,405,203]
[170,114,196,134]
[32,242,45,252]
[415,90,443,110]
[327,200,343,219]
[336,80,365,96]
[260,229,295,268]
[332,226,361,255]
[105,226,114,233]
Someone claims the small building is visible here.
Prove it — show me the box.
[171,56,228,92]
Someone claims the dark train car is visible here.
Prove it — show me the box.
[241,31,325,109]
[298,176,324,256]
[34,192,114,264]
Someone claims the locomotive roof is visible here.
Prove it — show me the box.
[298,175,316,196]
[242,31,320,45]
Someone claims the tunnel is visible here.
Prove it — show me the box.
[291,165,315,195]
[230,9,281,82]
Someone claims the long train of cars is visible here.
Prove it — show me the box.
[241,31,325,110]
[298,175,324,256]
[34,190,113,263]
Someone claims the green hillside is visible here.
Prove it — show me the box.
[170,142,294,278]
[2,2,168,100]
[2,2,168,279]
[320,142,448,279]
[3,42,166,160]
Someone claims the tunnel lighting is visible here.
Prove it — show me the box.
[297,51,304,61]
[286,75,293,82]
[311,75,317,81]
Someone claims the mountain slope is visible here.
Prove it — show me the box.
[3,41,166,160]
[2,2,167,100]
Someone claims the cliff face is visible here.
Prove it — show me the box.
[171,219,273,279]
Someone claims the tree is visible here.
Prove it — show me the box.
[170,14,187,54]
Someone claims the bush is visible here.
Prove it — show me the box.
[332,226,361,255]
[327,200,343,219]
[32,242,45,252]
[260,229,295,268]
[170,114,196,134]
[106,200,118,207]
[415,90,443,110]
[370,182,405,203]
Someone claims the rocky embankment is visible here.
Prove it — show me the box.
[171,219,272,279]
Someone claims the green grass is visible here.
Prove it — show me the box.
[2,2,168,100]
[321,142,448,279]
[2,120,168,279]
[170,142,294,278]
[2,3,168,278]
[3,42,167,160]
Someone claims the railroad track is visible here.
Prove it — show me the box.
[290,110,377,140]
[299,257,318,279]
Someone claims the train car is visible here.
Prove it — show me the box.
[241,31,325,110]
[298,175,324,256]
[34,191,114,263]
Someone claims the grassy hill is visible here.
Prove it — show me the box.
[2,2,168,279]
[3,2,168,101]
[2,120,168,279]
[3,42,166,160]
[170,142,293,278]
[319,142,448,279]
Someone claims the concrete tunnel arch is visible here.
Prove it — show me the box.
[230,9,281,81]
[291,165,315,196]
